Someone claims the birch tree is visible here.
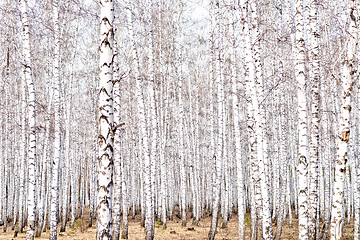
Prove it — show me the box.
[248,1,273,238]
[97,0,115,239]
[125,0,154,238]
[330,0,357,239]
[229,1,245,239]
[208,1,224,239]
[19,0,37,239]
[50,0,61,239]
[112,29,123,240]
[294,0,309,238]
[308,0,320,238]
[1,1,360,240]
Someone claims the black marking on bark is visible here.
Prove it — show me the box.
[103,38,111,48]
[299,189,307,194]
[99,87,110,97]
[98,135,106,147]
[350,9,356,22]
[102,17,111,26]
[344,105,351,111]
[104,143,114,154]
[113,122,125,133]
[298,155,307,165]
[341,130,350,143]
[99,115,110,125]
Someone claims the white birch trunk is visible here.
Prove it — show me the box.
[239,1,260,238]
[355,87,360,240]
[126,0,154,238]
[50,0,61,239]
[3,129,8,233]
[356,129,360,240]
[308,0,320,238]
[295,0,309,238]
[208,1,224,239]
[275,86,289,240]
[112,32,122,240]
[60,92,71,233]
[231,33,245,240]
[36,89,52,236]
[145,3,158,233]
[178,77,187,227]
[97,0,115,239]
[136,64,154,240]
[121,155,129,239]
[248,2,273,238]
[17,70,27,235]
[20,0,37,239]
[330,1,357,239]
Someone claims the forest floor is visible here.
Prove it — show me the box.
[0,208,355,239]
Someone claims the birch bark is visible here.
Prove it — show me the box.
[231,30,245,240]
[248,1,273,238]
[112,31,122,240]
[294,0,309,238]
[60,92,71,233]
[308,0,320,238]
[208,1,224,239]
[19,0,37,239]
[330,1,357,239]
[239,1,260,238]
[275,85,289,240]
[50,0,61,239]
[97,0,115,239]
[126,0,154,238]
[17,66,27,235]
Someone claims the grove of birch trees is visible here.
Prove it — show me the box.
[1,0,360,240]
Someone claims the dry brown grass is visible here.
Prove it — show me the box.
[0,209,355,239]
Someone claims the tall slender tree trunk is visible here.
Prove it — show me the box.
[239,1,260,239]
[232,31,245,240]
[136,57,154,240]
[275,84,289,240]
[112,33,122,240]
[121,159,129,239]
[178,73,187,228]
[208,1,224,239]
[50,0,61,239]
[356,123,360,240]
[145,1,158,233]
[330,1,357,239]
[308,0,320,239]
[60,93,71,233]
[97,0,115,239]
[249,1,273,238]
[122,2,140,238]
[17,67,27,235]
[294,0,309,238]
[126,0,154,238]
[20,0,37,239]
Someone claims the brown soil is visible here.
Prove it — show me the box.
[0,210,355,239]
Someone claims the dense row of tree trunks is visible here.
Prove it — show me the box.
[1,1,360,240]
